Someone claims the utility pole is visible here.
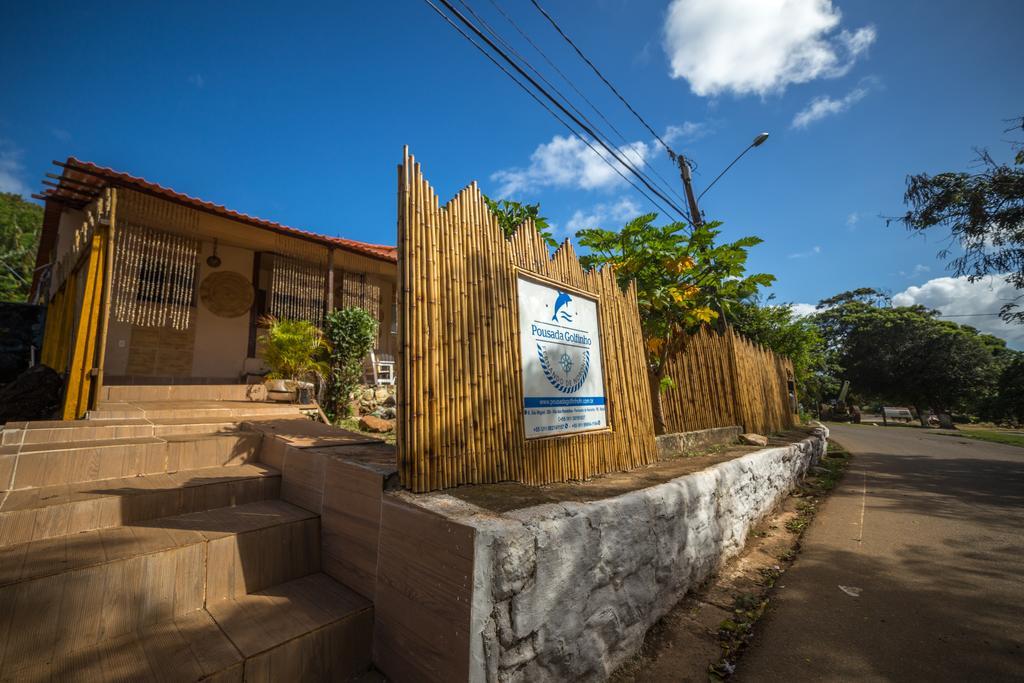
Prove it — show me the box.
[674,153,703,228]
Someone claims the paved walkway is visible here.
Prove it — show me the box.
[738,424,1024,681]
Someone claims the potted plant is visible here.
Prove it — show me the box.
[257,316,329,402]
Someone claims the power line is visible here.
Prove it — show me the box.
[421,0,684,222]
[529,0,675,156]
[485,0,688,207]
[433,0,688,221]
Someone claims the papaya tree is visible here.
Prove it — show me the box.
[483,196,558,248]
[578,214,773,434]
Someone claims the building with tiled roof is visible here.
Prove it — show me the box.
[32,159,398,416]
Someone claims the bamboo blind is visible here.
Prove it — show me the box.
[662,326,797,435]
[397,149,657,492]
[269,254,326,324]
[110,223,200,330]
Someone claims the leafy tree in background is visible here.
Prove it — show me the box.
[483,196,558,248]
[578,214,773,434]
[323,307,379,420]
[810,290,1009,425]
[730,300,834,411]
[892,116,1024,322]
[0,193,43,302]
[991,354,1024,424]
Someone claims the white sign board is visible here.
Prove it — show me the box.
[517,276,607,438]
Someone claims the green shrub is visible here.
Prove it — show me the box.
[257,317,329,385]
[324,307,379,420]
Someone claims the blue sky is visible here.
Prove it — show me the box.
[1,0,1022,346]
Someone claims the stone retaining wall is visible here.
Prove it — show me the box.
[655,425,742,458]
[457,426,828,681]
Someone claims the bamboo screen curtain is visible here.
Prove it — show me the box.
[110,223,200,330]
[268,254,326,324]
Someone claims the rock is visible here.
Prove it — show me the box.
[382,394,397,408]
[0,364,63,424]
[361,388,375,401]
[378,407,397,420]
[739,433,769,447]
[373,387,390,402]
[359,414,395,433]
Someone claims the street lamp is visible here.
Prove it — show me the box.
[697,132,769,202]
[675,132,769,228]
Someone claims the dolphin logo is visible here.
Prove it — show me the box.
[552,291,573,323]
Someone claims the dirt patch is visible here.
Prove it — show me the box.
[610,439,850,682]
[448,427,816,514]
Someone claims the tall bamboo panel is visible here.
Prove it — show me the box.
[397,149,657,492]
[661,325,797,435]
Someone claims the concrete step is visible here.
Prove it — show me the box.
[0,608,243,683]
[2,574,372,682]
[85,402,312,422]
[0,500,320,673]
[208,573,373,681]
[2,419,156,446]
[101,383,268,404]
[1,432,262,490]
[0,463,280,548]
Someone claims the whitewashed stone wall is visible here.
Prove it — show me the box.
[454,426,827,682]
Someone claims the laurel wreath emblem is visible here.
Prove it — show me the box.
[537,343,590,393]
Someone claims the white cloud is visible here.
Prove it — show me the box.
[491,122,711,198]
[846,211,859,227]
[663,0,876,97]
[791,84,870,128]
[0,142,28,195]
[898,264,930,278]
[490,134,652,197]
[51,128,71,142]
[187,73,205,88]
[563,197,642,237]
[788,245,822,259]
[892,274,1024,349]
[663,121,709,144]
[791,302,819,317]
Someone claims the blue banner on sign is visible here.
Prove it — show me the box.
[523,396,607,408]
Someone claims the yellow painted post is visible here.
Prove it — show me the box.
[62,229,106,420]
[40,288,61,367]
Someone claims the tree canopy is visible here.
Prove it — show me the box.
[483,196,557,248]
[730,300,833,410]
[0,193,43,302]
[893,116,1024,322]
[577,214,773,433]
[809,289,1013,423]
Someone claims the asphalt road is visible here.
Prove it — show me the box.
[738,424,1024,682]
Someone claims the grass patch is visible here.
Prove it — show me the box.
[938,429,1024,449]
[710,594,769,679]
[337,417,397,445]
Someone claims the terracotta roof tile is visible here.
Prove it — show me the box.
[41,158,397,263]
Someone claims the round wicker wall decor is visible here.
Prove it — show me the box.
[199,271,254,318]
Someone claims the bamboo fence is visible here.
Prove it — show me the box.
[396,149,657,492]
[661,325,797,435]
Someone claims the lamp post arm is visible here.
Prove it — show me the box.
[696,142,756,202]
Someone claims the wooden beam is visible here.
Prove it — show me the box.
[32,193,87,208]
[41,180,99,199]
[92,189,117,409]
[45,173,101,191]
